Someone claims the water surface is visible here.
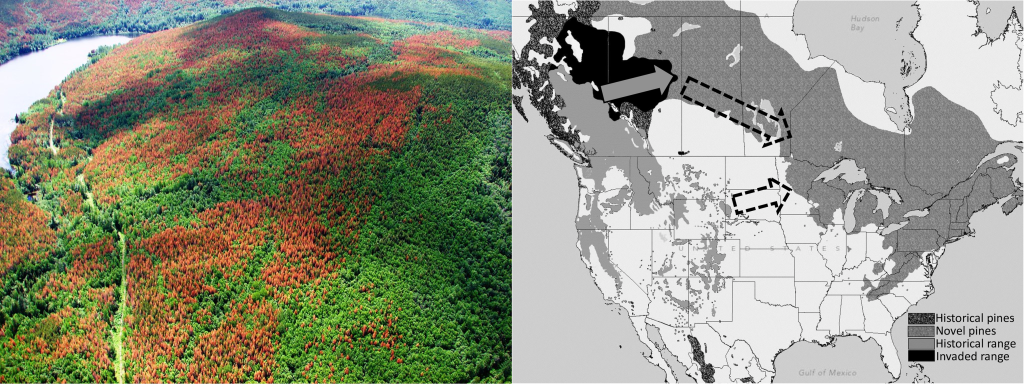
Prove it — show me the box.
[0,35,132,171]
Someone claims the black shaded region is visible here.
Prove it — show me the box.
[553,18,677,116]
[908,350,936,362]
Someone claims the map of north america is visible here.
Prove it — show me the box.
[514,0,1023,382]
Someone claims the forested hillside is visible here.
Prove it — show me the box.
[0,8,511,383]
[0,0,510,64]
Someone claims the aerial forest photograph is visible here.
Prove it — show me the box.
[0,0,512,382]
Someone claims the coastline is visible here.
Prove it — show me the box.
[511,86,666,382]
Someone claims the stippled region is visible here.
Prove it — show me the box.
[553,17,678,117]
[511,1,601,166]
[688,335,716,383]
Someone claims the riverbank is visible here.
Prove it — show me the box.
[0,35,133,172]
[1,31,142,65]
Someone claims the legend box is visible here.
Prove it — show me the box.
[909,312,936,362]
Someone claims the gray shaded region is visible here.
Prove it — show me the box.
[655,255,675,279]
[551,68,652,158]
[908,326,935,337]
[891,206,1023,383]
[866,250,922,300]
[584,156,631,192]
[788,75,1005,235]
[682,81,753,142]
[904,89,1001,195]
[794,83,1003,233]
[726,43,742,67]
[792,79,999,221]
[774,338,893,383]
[511,92,665,383]
[544,67,667,231]
[941,154,1021,235]
[852,190,884,233]
[896,229,941,252]
[674,22,701,36]
[756,98,780,137]
[1001,187,1022,214]
[603,187,631,215]
[941,154,1019,232]
[786,158,833,222]
[673,194,690,226]
[646,323,691,383]
[667,287,692,314]
[907,338,935,350]
[872,260,886,275]
[579,229,623,292]
[793,1,926,130]
[593,1,742,18]
[633,156,667,216]
[690,237,729,293]
[576,193,606,229]
[903,199,950,242]
[973,0,1021,43]
[987,163,1021,197]
[800,169,870,228]
[636,156,721,216]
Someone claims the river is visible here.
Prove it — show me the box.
[0,35,133,172]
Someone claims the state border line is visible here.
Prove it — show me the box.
[681,76,792,148]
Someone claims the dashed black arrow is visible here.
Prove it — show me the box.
[681,76,791,148]
[731,178,793,215]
